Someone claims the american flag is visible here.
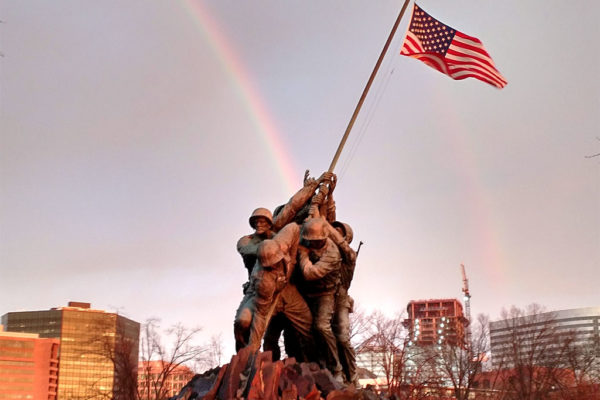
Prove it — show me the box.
[400,3,507,89]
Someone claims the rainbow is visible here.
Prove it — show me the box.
[431,86,507,287]
[182,0,300,196]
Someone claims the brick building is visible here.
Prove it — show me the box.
[0,325,59,400]
[1,302,139,399]
[138,360,195,399]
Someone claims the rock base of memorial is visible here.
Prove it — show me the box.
[169,347,379,400]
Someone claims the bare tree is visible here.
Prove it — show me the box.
[137,319,207,400]
[349,303,372,346]
[78,316,219,400]
[75,315,140,400]
[434,314,490,400]
[402,344,441,400]
[193,333,224,373]
[355,311,439,398]
[368,311,407,393]
[551,330,600,400]
[487,304,579,400]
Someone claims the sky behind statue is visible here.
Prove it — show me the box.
[1,1,598,358]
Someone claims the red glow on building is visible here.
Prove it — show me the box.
[0,326,59,400]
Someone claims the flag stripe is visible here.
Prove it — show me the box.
[401,32,424,54]
[446,57,505,86]
[450,71,501,86]
[450,37,498,68]
[446,48,497,74]
[454,31,484,47]
[449,65,505,86]
[413,54,450,74]
[446,50,507,85]
[448,66,506,88]
[448,65,506,88]
[448,63,506,88]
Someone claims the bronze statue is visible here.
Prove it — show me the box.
[238,223,314,362]
[330,221,358,385]
[297,217,344,381]
[233,171,360,384]
[261,172,337,362]
[233,172,330,354]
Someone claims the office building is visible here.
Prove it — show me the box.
[1,302,140,399]
[489,306,600,368]
[404,299,467,347]
[0,326,59,400]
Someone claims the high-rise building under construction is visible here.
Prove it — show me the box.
[404,299,468,347]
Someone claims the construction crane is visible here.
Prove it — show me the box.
[460,263,472,347]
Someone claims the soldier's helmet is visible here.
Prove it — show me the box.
[257,239,284,267]
[249,208,273,229]
[332,221,353,244]
[301,218,328,241]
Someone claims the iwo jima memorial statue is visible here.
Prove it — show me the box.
[171,1,507,399]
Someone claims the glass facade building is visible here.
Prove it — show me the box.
[489,306,600,368]
[1,302,139,400]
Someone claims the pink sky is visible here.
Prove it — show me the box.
[1,0,598,357]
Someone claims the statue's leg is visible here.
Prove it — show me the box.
[263,313,286,361]
[246,268,277,352]
[234,293,255,352]
[333,293,357,384]
[310,294,343,378]
[280,285,316,363]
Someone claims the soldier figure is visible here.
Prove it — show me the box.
[297,217,344,381]
[330,221,358,385]
[233,208,275,350]
[241,224,314,361]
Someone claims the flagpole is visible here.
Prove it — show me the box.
[328,0,412,173]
